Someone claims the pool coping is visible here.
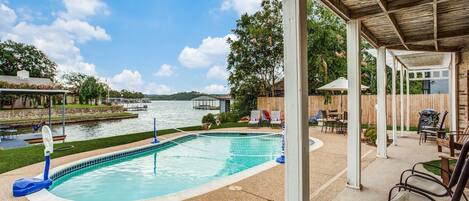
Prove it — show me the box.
[26,130,323,201]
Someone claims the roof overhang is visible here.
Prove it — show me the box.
[319,0,469,52]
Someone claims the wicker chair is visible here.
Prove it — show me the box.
[437,126,469,157]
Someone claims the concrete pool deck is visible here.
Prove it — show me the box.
[0,126,443,201]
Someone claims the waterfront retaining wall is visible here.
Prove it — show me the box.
[0,106,125,120]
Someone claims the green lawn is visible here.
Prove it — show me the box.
[0,122,248,174]
[423,159,457,176]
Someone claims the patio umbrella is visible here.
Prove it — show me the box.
[317,77,369,112]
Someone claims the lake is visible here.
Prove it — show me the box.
[49,101,219,141]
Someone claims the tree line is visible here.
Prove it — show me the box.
[227,0,423,115]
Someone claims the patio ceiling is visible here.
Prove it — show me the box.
[392,50,451,70]
[319,0,469,52]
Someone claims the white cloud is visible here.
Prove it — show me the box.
[0,1,111,76]
[207,65,228,80]
[144,83,171,95]
[108,69,171,95]
[178,34,236,68]
[154,64,174,77]
[59,0,109,20]
[53,19,110,43]
[110,69,144,91]
[0,4,17,35]
[203,84,228,94]
[221,0,262,15]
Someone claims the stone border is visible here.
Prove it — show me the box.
[26,130,323,201]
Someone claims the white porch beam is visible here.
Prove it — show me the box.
[346,19,362,189]
[282,0,310,200]
[392,58,398,145]
[400,64,405,135]
[449,52,458,131]
[376,46,388,158]
[406,70,410,130]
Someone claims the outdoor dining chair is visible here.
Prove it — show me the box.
[336,111,347,134]
[319,110,328,132]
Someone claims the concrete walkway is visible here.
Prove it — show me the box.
[334,133,443,201]
[187,127,376,201]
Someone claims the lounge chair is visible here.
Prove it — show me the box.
[248,110,261,127]
[452,157,469,201]
[420,111,448,145]
[393,141,469,200]
[389,157,469,201]
[437,126,469,157]
[270,111,282,128]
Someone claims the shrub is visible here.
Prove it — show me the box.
[219,112,240,123]
[364,127,377,146]
[202,113,216,125]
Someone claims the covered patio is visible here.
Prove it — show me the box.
[281,0,468,200]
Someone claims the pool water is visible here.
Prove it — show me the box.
[49,133,284,201]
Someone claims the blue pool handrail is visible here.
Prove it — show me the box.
[276,125,285,164]
[152,117,160,144]
[13,126,53,197]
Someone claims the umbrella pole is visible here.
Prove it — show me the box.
[340,91,344,114]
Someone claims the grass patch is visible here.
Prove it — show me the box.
[0,122,248,174]
[423,159,457,176]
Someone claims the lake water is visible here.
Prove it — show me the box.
[48,101,219,141]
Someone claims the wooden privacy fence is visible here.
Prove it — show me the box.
[257,94,449,127]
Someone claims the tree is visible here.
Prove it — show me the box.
[79,76,107,105]
[0,40,57,79]
[227,0,425,114]
[120,90,144,99]
[227,0,283,115]
[62,72,88,94]
[307,1,347,95]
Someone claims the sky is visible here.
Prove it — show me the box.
[0,0,264,94]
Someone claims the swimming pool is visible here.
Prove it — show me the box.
[39,132,317,201]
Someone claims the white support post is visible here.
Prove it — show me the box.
[392,58,398,145]
[406,70,410,130]
[376,47,388,158]
[282,0,309,200]
[400,64,405,135]
[449,53,458,131]
[346,19,362,189]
